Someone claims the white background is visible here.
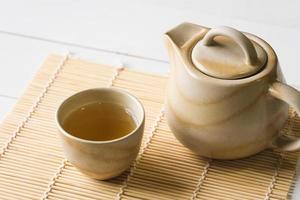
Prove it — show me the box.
[0,0,300,198]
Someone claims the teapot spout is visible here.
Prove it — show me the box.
[164,22,207,50]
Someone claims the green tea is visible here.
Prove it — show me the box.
[63,102,137,141]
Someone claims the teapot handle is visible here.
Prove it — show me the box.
[201,26,258,65]
[269,81,300,151]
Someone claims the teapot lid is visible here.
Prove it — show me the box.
[191,26,267,79]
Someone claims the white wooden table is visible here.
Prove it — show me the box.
[0,0,300,198]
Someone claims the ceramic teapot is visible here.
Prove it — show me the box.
[164,23,300,159]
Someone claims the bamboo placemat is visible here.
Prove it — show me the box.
[0,54,299,200]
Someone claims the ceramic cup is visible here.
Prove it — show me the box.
[56,88,145,180]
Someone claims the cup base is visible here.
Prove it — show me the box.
[76,166,126,180]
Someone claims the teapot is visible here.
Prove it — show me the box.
[164,23,300,159]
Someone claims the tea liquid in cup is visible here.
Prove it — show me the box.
[63,102,137,141]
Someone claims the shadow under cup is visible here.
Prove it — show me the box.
[56,88,145,180]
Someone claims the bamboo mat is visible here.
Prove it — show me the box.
[0,54,299,200]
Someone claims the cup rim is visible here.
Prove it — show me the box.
[56,87,145,144]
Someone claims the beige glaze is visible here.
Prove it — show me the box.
[56,88,145,179]
[164,23,300,159]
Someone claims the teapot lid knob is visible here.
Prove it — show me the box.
[191,26,267,79]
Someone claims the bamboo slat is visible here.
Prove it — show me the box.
[0,54,298,200]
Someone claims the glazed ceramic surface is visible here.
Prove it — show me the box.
[56,88,145,179]
[164,23,300,159]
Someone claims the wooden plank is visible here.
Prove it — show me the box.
[0,33,169,98]
[0,96,16,122]
[0,0,298,85]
